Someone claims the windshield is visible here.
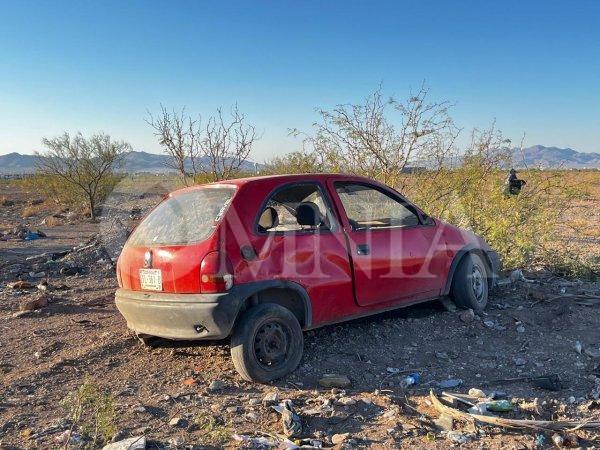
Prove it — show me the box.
[127,186,236,246]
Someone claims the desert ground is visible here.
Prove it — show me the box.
[1,174,599,449]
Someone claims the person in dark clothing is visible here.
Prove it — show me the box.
[504,168,526,195]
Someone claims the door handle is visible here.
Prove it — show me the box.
[357,244,370,255]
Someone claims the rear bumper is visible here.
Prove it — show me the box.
[115,288,242,340]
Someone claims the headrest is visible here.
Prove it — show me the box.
[296,202,321,226]
[258,207,279,230]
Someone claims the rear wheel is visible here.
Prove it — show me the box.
[230,303,303,383]
[450,253,489,312]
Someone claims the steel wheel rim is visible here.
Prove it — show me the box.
[253,321,290,368]
[471,265,485,301]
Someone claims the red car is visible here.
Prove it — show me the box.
[115,174,499,382]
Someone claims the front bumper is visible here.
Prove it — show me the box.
[485,250,502,287]
[115,288,242,340]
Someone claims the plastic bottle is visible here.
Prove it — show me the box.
[400,373,421,387]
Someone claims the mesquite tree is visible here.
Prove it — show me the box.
[36,132,129,220]
[291,84,459,186]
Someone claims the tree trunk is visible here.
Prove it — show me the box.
[88,193,96,221]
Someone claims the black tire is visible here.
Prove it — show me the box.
[450,252,489,312]
[230,303,304,383]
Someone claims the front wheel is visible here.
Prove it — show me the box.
[230,303,304,383]
[450,253,489,312]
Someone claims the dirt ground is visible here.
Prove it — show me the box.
[1,177,599,449]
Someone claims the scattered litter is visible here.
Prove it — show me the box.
[468,403,488,415]
[490,390,508,399]
[232,433,316,449]
[438,378,463,389]
[271,400,302,437]
[318,374,351,388]
[584,347,600,359]
[303,397,333,416]
[446,431,472,444]
[233,434,279,448]
[468,388,487,399]
[551,433,564,447]
[102,436,146,450]
[442,391,476,407]
[262,391,280,406]
[575,341,583,354]
[534,434,546,447]
[430,390,600,432]
[400,373,421,388]
[485,399,514,412]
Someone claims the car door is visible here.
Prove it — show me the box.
[243,181,355,324]
[329,180,447,307]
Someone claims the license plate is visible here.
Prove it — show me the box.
[139,269,162,291]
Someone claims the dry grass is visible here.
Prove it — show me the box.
[21,199,67,219]
[42,216,62,227]
[21,205,43,218]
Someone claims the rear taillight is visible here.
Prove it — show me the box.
[200,251,234,293]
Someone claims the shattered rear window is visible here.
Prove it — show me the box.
[127,186,235,246]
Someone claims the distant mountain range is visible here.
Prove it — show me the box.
[511,145,600,169]
[0,146,599,174]
[0,150,262,175]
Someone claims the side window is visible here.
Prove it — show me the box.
[257,183,335,233]
[335,182,420,229]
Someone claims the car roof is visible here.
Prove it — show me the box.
[171,173,379,195]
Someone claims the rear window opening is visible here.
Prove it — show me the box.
[128,186,236,246]
[257,183,336,232]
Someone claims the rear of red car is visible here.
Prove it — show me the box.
[115,184,240,340]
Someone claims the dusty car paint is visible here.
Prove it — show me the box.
[116,173,498,337]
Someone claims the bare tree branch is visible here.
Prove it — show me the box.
[147,104,258,182]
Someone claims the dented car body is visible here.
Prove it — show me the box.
[115,174,500,382]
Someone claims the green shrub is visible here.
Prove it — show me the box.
[21,173,122,218]
[60,378,117,448]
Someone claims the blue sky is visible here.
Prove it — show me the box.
[1,0,599,161]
